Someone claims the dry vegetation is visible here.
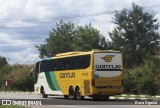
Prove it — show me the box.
[0,64,34,91]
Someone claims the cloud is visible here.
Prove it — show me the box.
[0,32,39,64]
[6,20,36,28]
[25,0,54,19]
[0,0,160,64]
[0,33,30,45]
[1,48,39,64]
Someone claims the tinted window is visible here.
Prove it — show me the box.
[40,60,54,72]
[40,55,90,72]
[34,62,40,84]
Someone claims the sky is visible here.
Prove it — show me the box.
[0,0,160,64]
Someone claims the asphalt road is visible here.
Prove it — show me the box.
[0,92,160,108]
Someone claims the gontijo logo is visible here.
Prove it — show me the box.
[101,55,115,62]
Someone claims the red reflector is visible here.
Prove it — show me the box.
[92,79,95,86]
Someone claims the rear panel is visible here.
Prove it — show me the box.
[94,52,122,87]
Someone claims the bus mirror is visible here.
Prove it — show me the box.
[30,72,33,78]
[30,68,35,72]
[30,69,34,78]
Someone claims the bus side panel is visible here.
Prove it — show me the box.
[35,72,63,95]
[54,69,92,96]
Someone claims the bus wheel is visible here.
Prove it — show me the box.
[92,95,109,101]
[102,96,109,101]
[92,96,100,100]
[64,95,69,99]
[69,86,75,100]
[75,87,84,100]
[41,87,48,98]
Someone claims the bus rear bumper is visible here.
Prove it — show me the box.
[91,86,123,96]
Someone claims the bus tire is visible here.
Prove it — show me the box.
[41,86,48,98]
[69,86,75,100]
[92,96,100,100]
[92,95,109,101]
[64,95,69,99]
[75,87,84,100]
[102,96,109,101]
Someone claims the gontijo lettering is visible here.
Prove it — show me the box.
[95,65,121,69]
[60,72,75,78]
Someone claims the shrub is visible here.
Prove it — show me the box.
[124,57,160,95]
[0,64,34,91]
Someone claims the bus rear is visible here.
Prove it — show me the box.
[91,51,123,99]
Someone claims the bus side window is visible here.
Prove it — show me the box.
[35,62,39,74]
[35,62,40,84]
[79,57,85,68]
[72,57,79,69]
[55,59,61,71]
[78,55,90,69]
[65,58,71,70]
[50,59,55,71]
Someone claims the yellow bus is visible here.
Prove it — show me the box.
[34,49,123,100]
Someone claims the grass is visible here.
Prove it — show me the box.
[113,94,160,100]
[0,90,33,92]
[0,105,27,108]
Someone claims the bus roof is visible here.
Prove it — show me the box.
[38,49,120,61]
[55,51,84,57]
[54,49,120,57]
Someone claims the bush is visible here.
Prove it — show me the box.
[0,64,34,91]
[136,71,157,95]
[124,71,137,93]
[124,57,160,95]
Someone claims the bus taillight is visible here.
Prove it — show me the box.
[92,79,95,86]
[121,79,123,86]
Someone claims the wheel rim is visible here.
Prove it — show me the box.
[76,88,81,100]
[42,90,45,95]
[41,88,48,98]
[69,87,74,99]
[64,95,69,99]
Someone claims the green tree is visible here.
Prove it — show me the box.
[0,56,8,69]
[75,24,109,51]
[36,20,76,58]
[37,21,109,58]
[109,3,160,67]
